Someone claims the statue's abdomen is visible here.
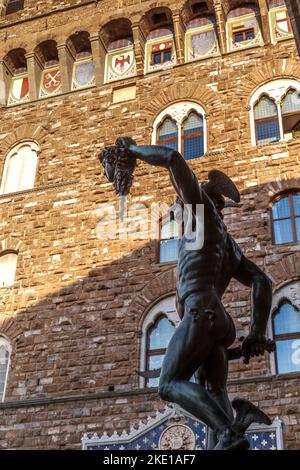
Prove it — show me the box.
[177,221,226,304]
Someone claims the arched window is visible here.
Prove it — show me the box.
[145,27,176,73]
[271,192,300,244]
[140,296,180,388]
[153,101,207,159]
[250,79,300,146]
[254,96,280,145]
[281,89,300,139]
[226,4,262,52]
[0,252,18,287]
[159,218,179,263]
[157,117,178,151]
[5,0,24,15]
[1,141,39,194]
[273,302,300,374]
[182,111,204,160]
[146,316,176,387]
[0,337,11,401]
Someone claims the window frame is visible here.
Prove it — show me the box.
[5,0,24,15]
[151,46,173,66]
[233,27,255,44]
[276,11,292,33]
[158,212,180,264]
[280,89,300,137]
[181,111,204,161]
[249,79,300,146]
[254,95,281,146]
[0,336,12,402]
[226,8,262,52]
[139,296,180,388]
[145,32,176,74]
[0,250,18,288]
[0,140,39,195]
[272,301,300,375]
[152,101,207,158]
[270,191,300,245]
[145,314,173,387]
[157,116,178,149]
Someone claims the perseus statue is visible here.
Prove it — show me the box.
[99,138,275,450]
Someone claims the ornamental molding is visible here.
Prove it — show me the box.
[249,78,300,108]
[82,405,176,447]
[152,101,206,129]
[159,423,196,450]
[82,404,283,450]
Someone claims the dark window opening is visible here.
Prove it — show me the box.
[233,28,255,43]
[152,13,168,25]
[6,0,24,15]
[151,48,172,65]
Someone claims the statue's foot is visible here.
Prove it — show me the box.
[214,428,250,451]
[232,398,272,435]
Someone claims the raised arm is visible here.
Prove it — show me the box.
[128,144,202,205]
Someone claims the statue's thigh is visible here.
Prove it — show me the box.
[161,314,215,381]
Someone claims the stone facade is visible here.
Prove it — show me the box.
[0,0,299,450]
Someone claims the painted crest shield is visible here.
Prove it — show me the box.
[74,61,95,87]
[42,68,61,95]
[111,51,134,76]
[10,76,29,102]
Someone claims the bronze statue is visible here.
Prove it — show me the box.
[99,138,275,450]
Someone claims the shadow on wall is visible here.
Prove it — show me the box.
[0,177,299,402]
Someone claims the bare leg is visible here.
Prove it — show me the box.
[204,343,234,449]
[158,296,233,434]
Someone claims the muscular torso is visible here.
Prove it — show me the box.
[177,206,242,306]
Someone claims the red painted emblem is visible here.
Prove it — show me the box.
[43,69,61,94]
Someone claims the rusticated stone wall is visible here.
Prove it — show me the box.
[0,0,299,450]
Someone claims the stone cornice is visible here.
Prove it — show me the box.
[1,371,300,410]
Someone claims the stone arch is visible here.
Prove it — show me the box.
[0,316,23,344]
[0,238,23,254]
[0,124,47,155]
[241,64,300,109]
[267,253,300,290]
[142,81,217,125]
[128,268,177,329]
[253,178,300,210]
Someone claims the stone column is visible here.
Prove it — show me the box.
[90,32,106,87]
[0,2,6,16]
[0,61,10,106]
[132,23,145,76]
[214,1,227,54]
[57,43,73,93]
[25,52,42,101]
[258,0,271,45]
[172,11,185,64]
